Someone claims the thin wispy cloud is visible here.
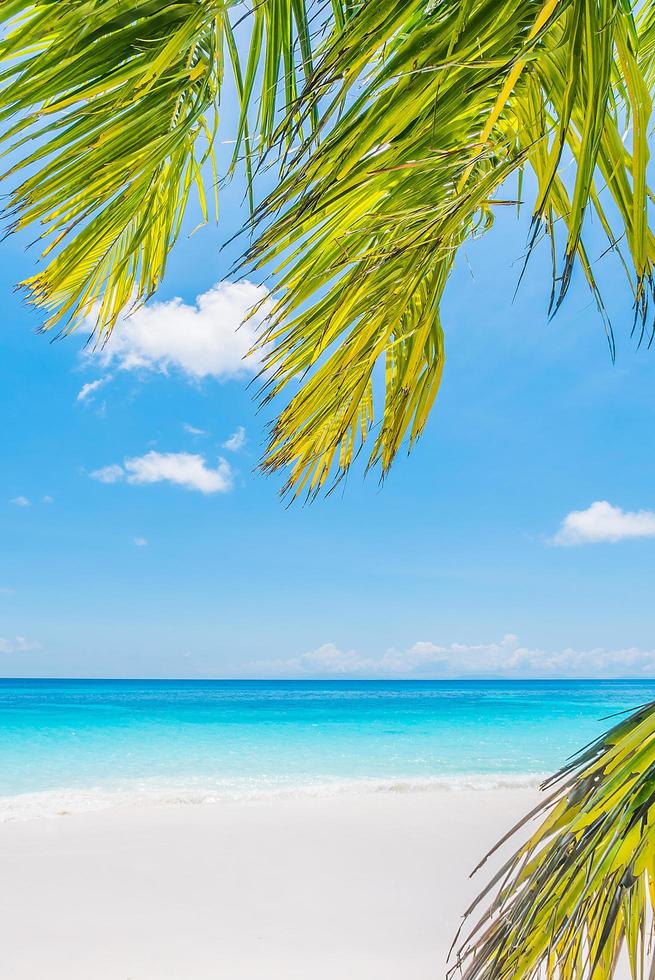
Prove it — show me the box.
[133,537,148,547]
[0,636,41,654]
[77,376,110,402]
[10,495,54,507]
[89,281,271,381]
[91,451,233,495]
[250,634,655,679]
[553,500,655,545]
[222,426,247,452]
[91,464,125,484]
[183,423,207,437]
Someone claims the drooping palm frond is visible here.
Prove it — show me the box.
[450,700,655,979]
[247,0,655,498]
[0,0,342,338]
[1,1,655,498]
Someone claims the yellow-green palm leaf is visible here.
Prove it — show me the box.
[0,0,341,337]
[452,700,655,979]
[1,0,655,496]
[247,0,655,497]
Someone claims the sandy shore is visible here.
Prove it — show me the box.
[0,789,539,979]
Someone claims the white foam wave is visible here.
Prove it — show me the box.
[0,773,546,823]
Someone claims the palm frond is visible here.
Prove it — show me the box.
[2,1,654,498]
[247,0,655,497]
[0,1,225,337]
[0,0,341,339]
[451,700,655,980]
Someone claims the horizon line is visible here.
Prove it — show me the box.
[2,675,655,683]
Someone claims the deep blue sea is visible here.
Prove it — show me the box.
[1,678,654,819]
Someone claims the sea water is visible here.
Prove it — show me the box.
[1,678,653,819]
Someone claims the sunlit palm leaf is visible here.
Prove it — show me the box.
[2,0,655,498]
[0,0,340,338]
[247,0,655,497]
[451,700,655,979]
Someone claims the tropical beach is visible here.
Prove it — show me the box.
[0,680,650,976]
[4,1,655,977]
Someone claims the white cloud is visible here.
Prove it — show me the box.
[273,643,370,675]
[222,426,247,452]
[183,424,207,437]
[90,464,125,484]
[77,377,110,402]
[553,500,655,545]
[90,281,271,381]
[133,537,148,547]
[91,451,233,495]
[0,636,41,654]
[250,634,655,679]
[9,495,54,506]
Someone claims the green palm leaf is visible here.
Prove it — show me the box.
[451,700,655,979]
[0,1,226,336]
[0,0,341,338]
[3,2,654,497]
[247,0,655,497]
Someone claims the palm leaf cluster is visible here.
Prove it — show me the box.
[451,700,655,979]
[248,0,655,496]
[0,0,336,337]
[0,0,654,490]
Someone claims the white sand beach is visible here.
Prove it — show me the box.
[0,789,539,980]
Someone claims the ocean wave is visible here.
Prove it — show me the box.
[0,773,546,823]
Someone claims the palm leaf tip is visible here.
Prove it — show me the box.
[451,699,655,980]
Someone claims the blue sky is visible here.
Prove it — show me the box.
[2,142,655,678]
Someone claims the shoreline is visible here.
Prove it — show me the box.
[0,788,540,979]
[0,772,548,823]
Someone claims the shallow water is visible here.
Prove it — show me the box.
[1,679,653,818]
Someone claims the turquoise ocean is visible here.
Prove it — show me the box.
[2,679,654,820]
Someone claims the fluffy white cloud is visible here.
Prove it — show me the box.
[272,643,370,675]
[553,500,655,545]
[251,634,655,679]
[222,426,247,452]
[90,281,270,380]
[10,496,30,507]
[77,377,110,402]
[90,451,233,494]
[0,636,41,654]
